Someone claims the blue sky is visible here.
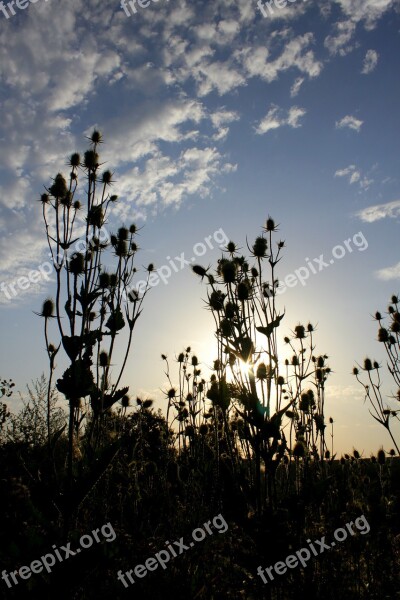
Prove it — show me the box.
[0,0,399,455]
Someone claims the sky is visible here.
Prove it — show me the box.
[0,0,399,456]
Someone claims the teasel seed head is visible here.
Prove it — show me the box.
[377,448,386,464]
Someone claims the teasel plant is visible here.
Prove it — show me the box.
[192,218,330,513]
[161,349,212,456]
[37,130,152,498]
[353,295,400,455]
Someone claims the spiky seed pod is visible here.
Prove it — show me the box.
[225,302,237,319]
[388,305,395,314]
[353,367,359,375]
[41,298,55,318]
[227,241,236,254]
[307,323,314,332]
[221,260,236,283]
[391,321,400,333]
[209,290,225,311]
[192,265,207,278]
[40,193,50,204]
[391,295,399,304]
[340,457,346,465]
[295,325,306,339]
[109,273,117,287]
[292,355,299,366]
[49,173,68,198]
[102,170,112,184]
[237,281,250,301]
[265,217,275,231]
[364,358,373,371]
[370,455,376,463]
[99,351,109,367]
[353,449,360,459]
[389,449,396,457]
[99,272,110,288]
[316,368,323,381]
[199,423,208,435]
[251,267,258,278]
[129,224,137,234]
[373,361,380,369]
[277,375,285,386]
[213,359,222,370]
[69,253,85,276]
[110,194,118,202]
[378,328,389,342]
[325,450,330,459]
[220,319,234,338]
[375,311,382,320]
[329,417,334,424]
[389,335,396,344]
[69,153,80,167]
[377,448,386,464]
[167,388,176,399]
[147,263,154,272]
[90,130,102,144]
[118,227,128,241]
[278,240,285,249]
[84,150,99,170]
[252,236,268,258]
[284,337,290,344]
[121,395,130,407]
[293,441,305,457]
[317,356,325,367]
[256,363,268,380]
[73,200,81,210]
[299,393,310,412]
[143,399,153,408]
[191,356,198,367]
[177,352,185,363]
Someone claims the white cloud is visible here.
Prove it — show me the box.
[335,165,374,190]
[324,21,356,56]
[333,0,395,29]
[362,49,379,74]
[376,262,400,281]
[239,33,323,83]
[336,115,364,132]
[356,200,400,223]
[290,77,305,97]
[255,105,306,135]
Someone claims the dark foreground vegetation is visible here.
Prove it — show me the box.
[1,133,399,599]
